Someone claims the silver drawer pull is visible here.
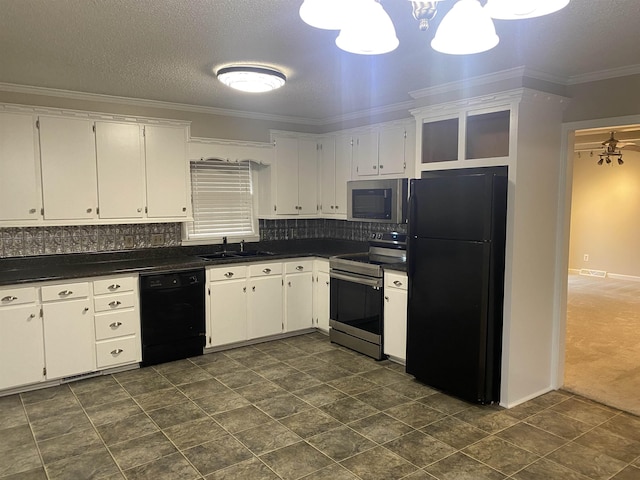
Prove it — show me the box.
[109,321,123,328]
[393,280,403,287]
[108,300,122,307]
[1,296,18,302]
[110,348,124,355]
[224,272,234,278]
[296,266,304,271]
[59,290,73,296]
[263,268,271,274]
[108,284,121,290]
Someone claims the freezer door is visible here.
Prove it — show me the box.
[406,237,497,403]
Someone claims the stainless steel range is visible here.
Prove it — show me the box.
[329,232,407,360]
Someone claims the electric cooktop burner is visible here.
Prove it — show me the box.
[330,232,407,278]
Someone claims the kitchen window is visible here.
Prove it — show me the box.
[182,158,259,244]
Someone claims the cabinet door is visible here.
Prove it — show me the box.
[334,135,352,215]
[248,275,283,338]
[274,136,299,215]
[298,138,318,215]
[316,271,330,333]
[378,125,407,175]
[0,304,44,389]
[95,122,145,219]
[144,125,189,218]
[353,131,378,177]
[209,280,247,346]
[0,112,41,221]
[285,272,314,331]
[42,299,95,379]
[39,116,98,220]
[319,138,336,215]
[384,286,407,362]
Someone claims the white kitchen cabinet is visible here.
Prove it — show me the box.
[284,260,314,332]
[247,263,283,338]
[313,259,330,333]
[38,116,98,220]
[383,271,407,363]
[144,124,190,219]
[352,124,411,179]
[319,136,351,216]
[0,287,44,390]
[353,131,379,177]
[272,134,318,216]
[207,266,248,347]
[0,111,42,222]
[95,122,145,219]
[41,281,96,380]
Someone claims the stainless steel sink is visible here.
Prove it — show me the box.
[198,250,275,261]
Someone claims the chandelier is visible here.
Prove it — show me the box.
[299,0,570,55]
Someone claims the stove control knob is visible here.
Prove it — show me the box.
[377,233,383,239]
[370,233,376,239]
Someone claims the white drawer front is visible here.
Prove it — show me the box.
[285,260,314,274]
[249,262,283,277]
[41,282,89,302]
[94,292,136,312]
[385,273,407,290]
[94,277,135,295]
[96,336,140,368]
[95,310,139,340]
[207,265,247,282]
[0,286,37,306]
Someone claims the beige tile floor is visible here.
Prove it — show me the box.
[1,332,639,480]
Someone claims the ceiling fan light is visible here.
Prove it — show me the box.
[217,66,286,93]
[597,157,604,165]
[486,0,570,20]
[618,156,624,165]
[336,0,399,55]
[299,0,357,30]
[431,0,499,55]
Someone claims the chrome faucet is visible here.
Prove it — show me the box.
[240,240,245,252]
[222,236,227,252]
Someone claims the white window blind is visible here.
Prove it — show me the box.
[185,159,257,240]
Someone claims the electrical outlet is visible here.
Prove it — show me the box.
[151,233,164,246]
[583,254,589,262]
[123,235,134,249]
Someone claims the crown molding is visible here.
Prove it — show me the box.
[566,64,640,85]
[319,99,416,126]
[0,82,322,126]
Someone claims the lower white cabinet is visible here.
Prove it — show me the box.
[248,263,284,339]
[0,287,44,390]
[313,259,330,333]
[207,265,248,347]
[383,271,408,362]
[284,260,314,332]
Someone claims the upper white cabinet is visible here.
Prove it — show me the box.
[352,123,413,178]
[0,111,42,222]
[144,124,190,219]
[319,136,351,216]
[39,116,99,221]
[272,134,318,216]
[95,122,145,219]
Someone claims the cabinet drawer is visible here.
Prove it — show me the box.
[249,263,283,277]
[385,272,407,290]
[95,310,139,340]
[207,265,247,282]
[96,336,139,368]
[0,286,37,306]
[41,282,89,302]
[94,292,136,312]
[94,277,135,295]
[284,260,314,274]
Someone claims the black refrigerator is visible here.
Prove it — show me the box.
[406,166,508,404]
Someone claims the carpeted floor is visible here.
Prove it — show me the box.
[564,273,640,416]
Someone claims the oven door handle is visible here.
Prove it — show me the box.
[330,270,383,288]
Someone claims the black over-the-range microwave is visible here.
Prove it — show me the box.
[347,178,408,223]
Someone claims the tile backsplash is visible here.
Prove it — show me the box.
[0,219,406,258]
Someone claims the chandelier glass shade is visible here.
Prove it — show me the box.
[216,66,286,93]
[298,0,348,30]
[335,0,399,55]
[485,0,571,20]
[431,0,499,55]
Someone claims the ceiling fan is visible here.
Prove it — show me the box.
[598,131,640,165]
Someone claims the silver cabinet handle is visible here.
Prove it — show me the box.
[29,208,37,214]
[393,280,403,287]
[1,295,18,302]
[296,266,304,271]
[29,313,36,318]
[243,287,246,293]
[288,281,292,287]
[59,290,73,296]
[335,205,339,209]
[83,307,89,313]
[137,208,142,213]
[86,208,92,213]
[385,296,389,301]
[379,164,384,169]
[263,268,271,274]
[108,300,122,307]
[224,272,234,278]
[109,321,122,328]
[252,286,256,291]
[326,281,330,285]
[110,348,123,355]
[108,284,121,290]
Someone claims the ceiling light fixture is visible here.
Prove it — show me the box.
[216,66,286,93]
[300,0,570,56]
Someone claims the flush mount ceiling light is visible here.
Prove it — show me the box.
[216,66,286,93]
[300,0,570,56]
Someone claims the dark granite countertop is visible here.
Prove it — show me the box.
[0,239,367,286]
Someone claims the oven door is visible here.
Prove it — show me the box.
[330,270,383,344]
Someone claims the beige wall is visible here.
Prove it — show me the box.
[568,150,640,277]
[563,74,640,123]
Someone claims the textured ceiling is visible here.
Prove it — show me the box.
[1,0,639,122]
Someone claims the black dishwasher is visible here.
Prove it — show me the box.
[139,268,205,366]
